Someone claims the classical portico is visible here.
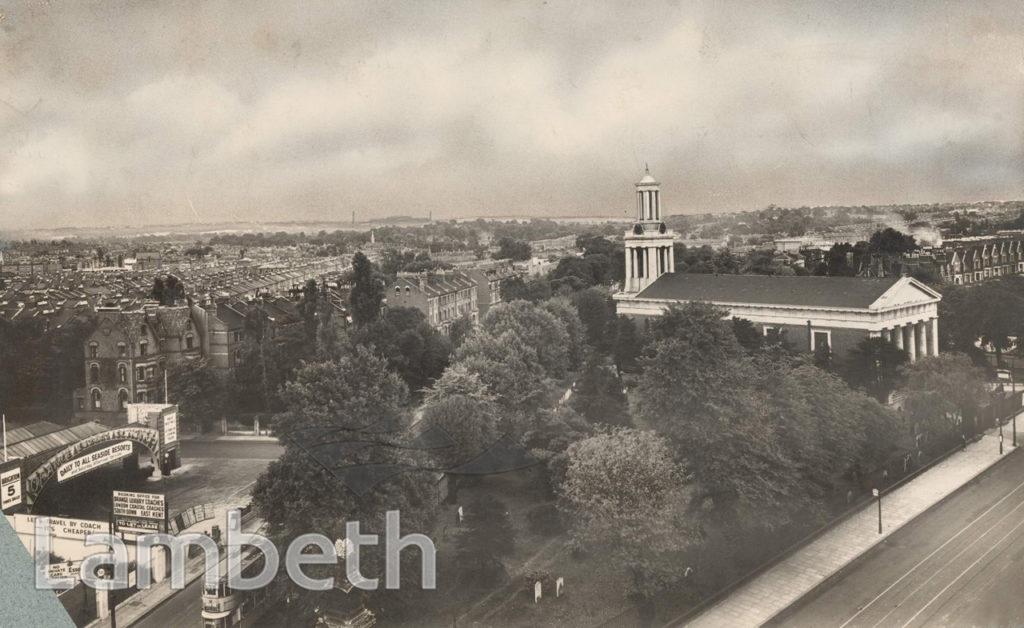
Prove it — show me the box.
[877,315,939,362]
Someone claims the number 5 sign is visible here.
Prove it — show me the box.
[1,466,22,511]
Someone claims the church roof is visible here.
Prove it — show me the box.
[635,273,938,310]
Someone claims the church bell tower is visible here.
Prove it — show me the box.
[623,165,675,293]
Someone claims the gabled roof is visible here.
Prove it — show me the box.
[635,273,940,310]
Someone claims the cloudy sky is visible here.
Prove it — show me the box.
[1,0,1022,229]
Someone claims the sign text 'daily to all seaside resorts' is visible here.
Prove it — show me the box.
[57,441,134,483]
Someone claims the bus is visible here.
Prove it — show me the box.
[200,546,277,628]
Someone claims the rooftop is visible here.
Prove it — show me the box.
[635,273,922,310]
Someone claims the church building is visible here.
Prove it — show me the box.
[613,169,942,360]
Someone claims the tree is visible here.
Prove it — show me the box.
[868,228,917,275]
[541,297,585,370]
[842,337,909,402]
[455,331,549,436]
[482,301,571,378]
[575,288,615,352]
[500,276,552,303]
[559,428,697,599]
[898,353,988,441]
[570,358,630,426]
[166,359,228,432]
[349,251,383,326]
[351,307,451,393]
[271,346,409,435]
[420,394,499,468]
[635,304,899,529]
[448,315,474,351]
[550,257,596,288]
[492,237,532,261]
[611,316,642,374]
[731,317,763,353]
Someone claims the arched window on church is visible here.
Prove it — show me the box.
[118,364,127,384]
[90,364,100,384]
[91,389,102,410]
[118,389,129,410]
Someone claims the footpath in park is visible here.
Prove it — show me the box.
[677,420,1020,628]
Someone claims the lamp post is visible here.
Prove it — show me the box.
[873,488,882,534]
[1013,354,1018,448]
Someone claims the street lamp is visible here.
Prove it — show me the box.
[873,488,882,534]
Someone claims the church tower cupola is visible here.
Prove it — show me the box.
[622,165,676,293]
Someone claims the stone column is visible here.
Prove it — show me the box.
[930,317,939,356]
[907,322,917,362]
[882,328,891,343]
[894,324,904,351]
[917,321,927,359]
[668,244,675,273]
[625,247,634,289]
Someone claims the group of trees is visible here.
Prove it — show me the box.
[237,241,998,618]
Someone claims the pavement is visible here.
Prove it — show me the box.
[770,433,1024,627]
[83,515,265,628]
[675,420,1021,628]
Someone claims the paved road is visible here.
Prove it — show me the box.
[771,447,1024,628]
[180,440,283,460]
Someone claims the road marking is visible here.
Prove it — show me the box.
[898,514,1024,628]
[867,498,1024,628]
[837,475,1024,628]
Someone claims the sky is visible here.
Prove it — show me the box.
[1,0,1022,229]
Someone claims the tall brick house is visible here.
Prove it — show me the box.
[73,304,202,425]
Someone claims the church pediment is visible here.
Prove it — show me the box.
[869,277,941,310]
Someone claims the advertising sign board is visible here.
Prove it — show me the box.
[57,441,134,483]
[1,466,22,511]
[112,490,166,534]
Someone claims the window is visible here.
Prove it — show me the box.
[186,335,194,350]
[118,389,129,410]
[186,319,192,331]
[117,342,126,357]
[89,364,100,383]
[811,330,831,352]
[77,398,84,410]
[140,341,148,356]
[92,389,102,410]
[147,366,155,380]
[233,331,242,343]
[136,391,147,403]
[137,366,146,381]
[140,325,147,336]
[762,326,776,336]
[89,343,98,358]
[118,365,127,384]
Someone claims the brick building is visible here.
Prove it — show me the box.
[460,260,517,319]
[73,304,202,425]
[386,271,478,335]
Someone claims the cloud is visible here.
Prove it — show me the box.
[0,1,1022,229]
